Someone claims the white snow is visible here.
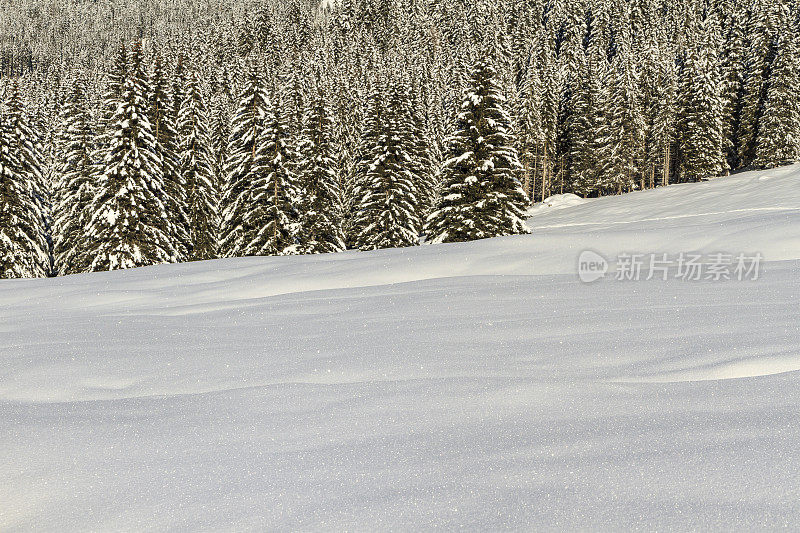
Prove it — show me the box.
[528,192,589,213]
[2,164,800,530]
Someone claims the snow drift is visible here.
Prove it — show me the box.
[2,165,800,530]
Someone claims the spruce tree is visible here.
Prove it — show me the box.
[569,52,610,197]
[149,52,190,261]
[353,83,421,250]
[424,58,530,243]
[0,81,48,279]
[516,51,546,201]
[178,70,219,260]
[297,85,346,254]
[719,6,748,171]
[345,78,385,248]
[406,80,437,226]
[677,23,725,182]
[605,48,645,194]
[52,78,96,275]
[220,63,270,257]
[244,92,301,256]
[754,22,800,168]
[85,42,176,271]
[737,0,777,167]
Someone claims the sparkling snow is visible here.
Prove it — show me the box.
[1,165,800,530]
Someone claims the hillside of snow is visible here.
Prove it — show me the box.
[2,165,800,530]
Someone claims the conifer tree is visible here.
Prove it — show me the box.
[754,19,800,167]
[178,70,219,260]
[52,78,96,275]
[677,23,725,182]
[345,79,385,248]
[7,85,54,274]
[516,52,546,200]
[569,52,610,197]
[220,63,270,257]
[297,85,346,254]
[641,36,677,188]
[719,6,748,170]
[0,80,49,279]
[149,52,190,260]
[605,48,645,194]
[85,42,176,271]
[425,57,530,243]
[353,83,421,250]
[737,0,776,168]
[244,91,301,256]
[406,80,437,225]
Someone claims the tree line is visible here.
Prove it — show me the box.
[1,0,799,279]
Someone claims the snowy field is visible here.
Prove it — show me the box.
[2,165,800,530]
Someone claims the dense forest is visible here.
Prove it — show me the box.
[0,0,798,278]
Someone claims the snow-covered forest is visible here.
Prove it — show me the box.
[1,0,799,278]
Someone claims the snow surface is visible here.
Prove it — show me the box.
[527,192,589,213]
[2,165,800,530]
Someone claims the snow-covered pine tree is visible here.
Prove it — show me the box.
[149,52,190,261]
[515,50,545,201]
[353,82,421,250]
[3,78,51,276]
[424,57,530,243]
[569,50,610,197]
[220,63,270,257]
[244,88,301,256]
[85,42,176,271]
[345,78,386,248]
[640,34,677,188]
[0,80,49,279]
[52,78,96,275]
[209,66,232,220]
[297,84,345,254]
[178,70,219,260]
[718,4,748,171]
[16,83,56,274]
[737,0,779,168]
[538,52,561,201]
[605,45,645,194]
[406,78,437,226]
[676,19,725,182]
[754,14,800,168]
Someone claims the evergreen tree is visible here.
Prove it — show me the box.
[737,0,778,167]
[719,6,748,171]
[85,42,176,271]
[406,80,437,226]
[297,85,346,254]
[345,78,386,248]
[178,70,219,260]
[516,51,546,201]
[0,80,48,279]
[605,47,645,194]
[677,23,725,182]
[149,52,190,260]
[569,51,610,197]
[244,91,301,256]
[353,83,421,250]
[641,36,677,188]
[754,17,800,167]
[52,78,96,275]
[220,63,270,257]
[5,78,51,270]
[425,57,530,243]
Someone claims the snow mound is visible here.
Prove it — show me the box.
[527,193,588,214]
[2,164,800,530]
